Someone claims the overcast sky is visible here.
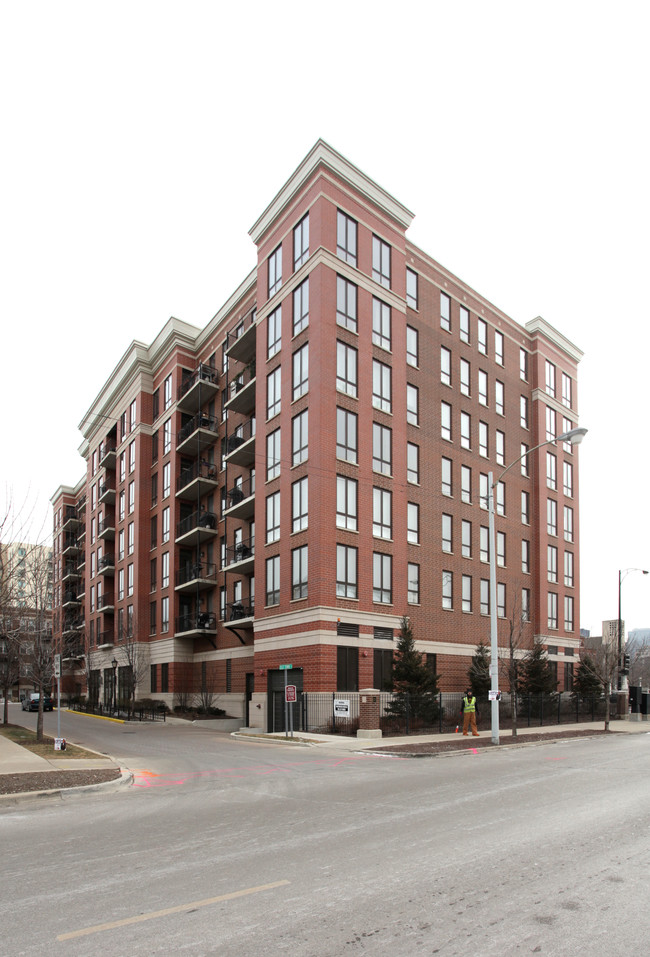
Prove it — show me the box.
[1,1,648,635]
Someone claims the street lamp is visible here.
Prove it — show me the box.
[487,427,588,744]
[111,657,118,713]
[617,568,649,710]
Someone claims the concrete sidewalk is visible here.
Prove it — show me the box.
[0,732,120,774]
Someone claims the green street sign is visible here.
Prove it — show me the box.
[279,663,293,670]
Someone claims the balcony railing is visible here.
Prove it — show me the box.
[97,630,114,647]
[98,554,115,575]
[177,412,219,454]
[225,308,257,364]
[63,505,80,530]
[175,612,217,636]
[62,591,81,607]
[97,594,115,613]
[99,441,117,469]
[224,417,256,467]
[98,515,116,540]
[175,561,218,590]
[176,460,219,499]
[225,599,255,622]
[175,510,218,543]
[224,363,256,416]
[176,364,219,414]
[62,534,80,554]
[98,480,116,504]
[223,537,255,569]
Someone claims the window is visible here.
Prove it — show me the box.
[162,462,171,498]
[462,520,472,558]
[372,235,391,288]
[120,452,126,482]
[266,555,280,606]
[477,318,487,354]
[267,428,281,481]
[373,423,392,475]
[292,477,308,533]
[479,421,488,458]
[337,646,359,692]
[522,588,531,622]
[460,411,471,449]
[440,292,451,331]
[562,418,574,452]
[520,443,529,477]
[564,505,574,542]
[441,402,452,441]
[408,563,420,604]
[373,552,392,603]
[150,515,157,549]
[120,411,127,441]
[407,443,420,484]
[294,214,309,269]
[522,490,530,525]
[495,330,504,366]
[547,498,558,536]
[562,372,572,409]
[548,593,558,630]
[442,571,453,609]
[496,430,505,466]
[522,540,530,574]
[546,452,557,490]
[337,342,358,397]
[337,544,357,598]
[460,305,470,343]
[163,418,171,455]
[546,406,556,442]
[293,343,309,400]
[442,513,452,553]
[337,276,357,332]
[117,569,124,601]
[495,380,504,415]
[563,461,573,497]
[406,268,418,308]
[441,346,451,386]
[337,408,357,463]
[520,396,529,429]
[480,527,489,563]
[337,210,357,266]
[292,409,308,465]
[129,440,136,474]
[152,388,159,422]
[497,583,506,618]
[461,465,472,503]
[462,575,472,613]
[161,597,169,633]
[266,491,281,543]
[520,348,528,381]
[545,360,556,397]
[267,306,282,359]
[478,370,488,406]
[497,531,506,567]
[150,602,156,636]
[373,487,392,539]
[337,476,357,531]
[460,358,470,396]
[127,563,134,597]
[495,482,505,516]
[548,545,558,583]
[268,244,282,297]
[292,545,308,599]
[128,481,135,514]
[564,551,574,587]
[130,399,137,430]
[372,298,391,350]
[127,522,134,555]
[564,595,574,631]
[406,325,419,367]
[290,281,309,338]
[118,528,125,562]
[406,384,419,426]
[480,473,489,510]
[267,367,281,419]
[161,551,169,589]
[162,506,170,543]
[480,579,490,615]
[407,502,419,544]
[150,557,157,591]
[441,457,452,496]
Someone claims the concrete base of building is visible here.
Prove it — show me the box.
[357,728,382,739]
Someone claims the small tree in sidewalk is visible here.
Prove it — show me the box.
[468,641,491,703]
[386,616,440,723]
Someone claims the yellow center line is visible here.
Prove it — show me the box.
[56,879,291,941]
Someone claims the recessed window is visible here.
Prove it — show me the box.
[495,330,504,366]
[337,210,357,266]
[407,443,420,484]
[406,384,419,426]
[406,268,418,309]
[462,575,472,613]
[442,514,452,553]
[408,563,420,604]
[337,276,357,333]
[292,477,308,533]
[292,545,308,600]
[496,430,505,466]
[548,593,558,630]
[268,244,282,298]
[373,552,392,603]
[441,292,451,331]
[373,360,391,412]
[520,396,529,429]
[266,555,280,606]
[546,406,556,442]
[520,348,528,381]
[442,571,453,610]
[337,476,357,531]
[564,595,574,631]
[461,520,472,558]
[547,498,558,536]
[480,527,489,563]
[564,505,574,542]
[548,545,558,583]
[292,409,308,465]
[546,452,557,490]
[293,279,309,335]
[545,360,556,397]
[373,423,392,475]
[267,367,281,419]
[460,358,470,396]
[337,408,357,464]
[266,491,281,544]
[372,298,391,350]
[479,421,488,458]
[562,373,572,409]
[337,544,357,598]
[564,551,574,587]
[372,236,391,289]
[407,325,419,367]
[373,487,392,540]
[441,402,452,441]
[522,539,530,574]
[293,214,309,270]
[441,457,452,497]
[477,319,488,355]
[461,465,471,504]
[407,502,420,544]
[460,411,471,449]
[267,428,281,481]
[478,370,488,406]
[460,306,470,343]
[267,306,282,359]
[563,461,573,497]
[441,346,451,386]
[293,343,309,400]
[495,380,504,416]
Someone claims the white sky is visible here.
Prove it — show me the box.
[1,1,648,635]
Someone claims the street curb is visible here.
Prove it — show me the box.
[0,769,133,807]
[362,732,613,759]
[64,709,125,725]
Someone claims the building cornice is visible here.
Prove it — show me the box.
[526,316,584,363]
[249,139,415,246]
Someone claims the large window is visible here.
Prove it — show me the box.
[462,520,472,558]
[407,442,420,484]
[337,210,357,266]
[372,298,391,350]
[442,514,452,553]
[564,505,574,542]
[266,491,281,543]
[292,409,308,465]
[442,571,453,609]
[267,306,282,359]
[547,498,558,536]
[373,360,391,412]
[441,457,452,496]
[564,550,574,587]
[266,556,280,606]
[547,452,557,490]
[337,342,358,397]
[293,278,309,335]
[460,411,471,449]
[564,595,574,631]
[407,325,419,367]
[408,563,420,604]
[293,214,309,270]
[337,545,357,598]
[292,477,308,533]
[373,423,392,475]
[267,367,281,419]
[477,318,487,355]
[337,276,357,332]
[548,544,558,583]
[293,343,309,400]
[373,487,392,540]
[268,244,282,298]
[441,401,452,441]
[461,465,472,503]
[336,408,357,463]
[407,502,420,544]
[337,476,357,531]
[406,268,418,309]
[440,292,451,331]
[372,235,391,288]
[292,545,308,599]
[373,552,392,603]
[440,346,451,386]
[462,575,472,613]
[460,305,470,343]
[406,384,419,426]
[267,428,281,481]
[548,593,558,630]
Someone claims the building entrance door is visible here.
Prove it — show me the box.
[267,668,303,733]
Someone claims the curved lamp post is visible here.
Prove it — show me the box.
[487,427,588,744]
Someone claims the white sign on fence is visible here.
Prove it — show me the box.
[334,699,350,717]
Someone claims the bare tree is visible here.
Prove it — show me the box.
[499,595,534,737]
[115,612,149,710]
[577,640,619,731]
[20,545,54,741]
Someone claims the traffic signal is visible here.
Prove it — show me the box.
[621,653,630,675]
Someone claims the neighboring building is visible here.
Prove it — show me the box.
[0,542,53,699]
[51,140,584,727]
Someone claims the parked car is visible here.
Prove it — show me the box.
[21,693,53,712]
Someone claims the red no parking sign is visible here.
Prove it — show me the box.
[285,684,297,703]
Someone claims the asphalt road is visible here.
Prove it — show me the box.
[3,708,650,956]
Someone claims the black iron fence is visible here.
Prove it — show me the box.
[69,700,167,722]
[301,692,608,737]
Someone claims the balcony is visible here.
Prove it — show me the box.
[98,515,116,541]
[99,441,117,470]
[62,563,80,583]
[175,561,218,593]
[97,629,114,649]
[224,418,255,468]
[62,534,80,557]
[225,311,257,365]
[223,599,255,631]
[99,480,116,505]
[62,615,82,636]
[177,412,219,455]
[76,524,86,543]
[175,510,218,546]
[77,582,86,601]
[97,594,115,615]
[175,612,217,639]
[77,551,86,571]
[77,493,87,514]
[223,537,255,574]
[63,505,81,531]
[224,364,256,416]
[223,476,255,522]
[62,639,85,661]
[176,460,219,501]
[62,590,81,609]
[98,554,115,576]
[177,364,219,415]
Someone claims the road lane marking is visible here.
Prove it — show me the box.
[56,880,291,941]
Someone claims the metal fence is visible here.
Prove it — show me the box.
[301,692,608,737]
[69,701,167,722]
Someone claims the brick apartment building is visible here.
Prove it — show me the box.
[51,140,583,727]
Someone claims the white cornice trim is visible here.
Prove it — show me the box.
[526,316,584,363]
[249,139,415,245]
